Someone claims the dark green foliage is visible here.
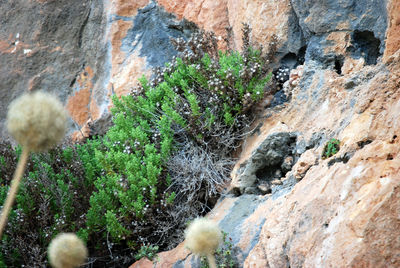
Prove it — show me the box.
[0,26,275,267]
[0,143,94,266]
[81,28,271,255]
[135,244,159,261]
[323,138,340,158]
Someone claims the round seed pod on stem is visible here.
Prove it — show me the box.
[0,91,67,237]
[48,233,88,268]
[185,217,222,268]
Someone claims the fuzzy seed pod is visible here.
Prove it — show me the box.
[185,217,222,256]
[6,91,67,152]
[48,233,88,268]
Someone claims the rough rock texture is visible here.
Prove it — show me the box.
[131,48,400,268]
[1,0,400,267]
[109,1,196,96]
[157,0,303,61]
[157,0,388,70]
[0,0,107,140]
[1,0,197,141]
[232,132,297,194]
[130,0,400,266]
[156,0,230,46]
[291,0,387,42]
[384,0,400,60]
[226,0,303,57]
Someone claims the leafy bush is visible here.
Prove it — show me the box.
[0,25,275,267]
[82,26,272,253]
[323,138,340,158]
[0,142,94,266]
[135,244,159,261]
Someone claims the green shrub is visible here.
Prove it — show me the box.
[200,231,238,268]
[135,244,159,261]
[82,27,271,250]
[0,25,275,267]
[323,138,340,158]
[0,143,93,266]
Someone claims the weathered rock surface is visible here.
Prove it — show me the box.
[130,0,400,266]
[232,132,297,194]
[291,0,387,42]
[1,0,196,141]
[1,0,400,267]
[0,0,107,140]
[157,0,304,61]
[384,0,400,61]
[131,48,400,268]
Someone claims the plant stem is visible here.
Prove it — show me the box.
[0,147,30,237]
[207,253,217,268]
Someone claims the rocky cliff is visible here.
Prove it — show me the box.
[1,0,399,267]
[131,0,400,267]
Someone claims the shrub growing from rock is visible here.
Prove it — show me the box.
[0,26,275,267]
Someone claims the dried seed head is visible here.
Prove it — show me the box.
[185,217,222,256]
[6,91,67,152]
[48,233,88,268]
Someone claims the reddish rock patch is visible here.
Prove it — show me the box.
[384,0,400,61]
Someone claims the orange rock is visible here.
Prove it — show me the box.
[66,87,91,126]
[66,66,101,127]
[129,257,153,268]
[107,15,151,98]
[71,120,91,142]
[157,0,229,48]
[324,31,351,56]
[292,149,318,180]
[383,0,400,61]
[226,0,293,50]
[130,30,400,268]
[341,57,365,75]
[111,0,149,17]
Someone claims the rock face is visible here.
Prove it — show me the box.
[0,0,197,141]
[131,49,400,268]
[232,132,297,194]
[0,0,107,140]
[129,0,400,267]
[1,0,400,267]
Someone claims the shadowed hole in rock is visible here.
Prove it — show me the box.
[347,30,381,65]
[297,45,307,65]
[256,164,283,181]
[327,152,353,167]
[334,56,344,75]
[251,134,297,194]
[281,52,298,69]
[357,139,373,149]
[270,47,307,106]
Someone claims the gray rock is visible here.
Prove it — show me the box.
[289,0,388,71]
[291,0,387,45]
[234,132,297,194]
[0,0,107,139]
[120,1,197,68]
[244,186,259,195]
[258,183,272,194]
[344,76,359,90]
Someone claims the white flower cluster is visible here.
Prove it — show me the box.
[275,66,290,83]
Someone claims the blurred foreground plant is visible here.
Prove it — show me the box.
[0,91,67,237]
